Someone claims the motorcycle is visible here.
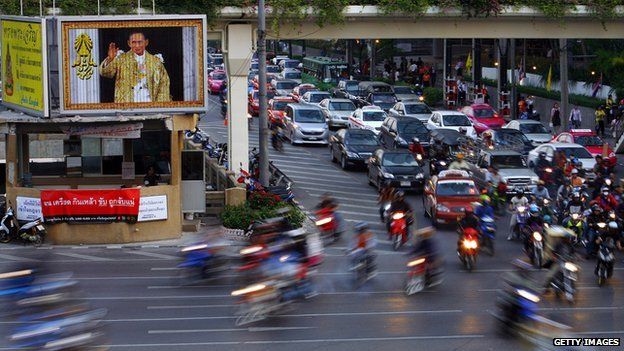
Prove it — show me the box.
[429,159,448,176]
[405,256,442,295]
[563,212,584,244]
[512,206,528,241]
[0,206,46,246]
[389,211,408,251]
[549,255,578,304]
[458,228,479,272]
[479,215,496,256]
[315,208,341,244]
[526,229,544,269]
[350,249,376,288]
[596,238,615,286]
[176,243,229,284]
[541,198,559,225]
[232,281,283,326]
[271,127,284,152]
[379,202,391,223]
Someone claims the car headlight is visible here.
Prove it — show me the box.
[415,173,424,179]
[346,151,359,158]
[382,172,394,179]
[436,204,450,212]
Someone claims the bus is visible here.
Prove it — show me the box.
[302,56,349,85]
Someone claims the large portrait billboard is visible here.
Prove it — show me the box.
[1,17,48,117]
[58,16,207,115]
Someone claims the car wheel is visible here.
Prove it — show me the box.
[341,155,349,170]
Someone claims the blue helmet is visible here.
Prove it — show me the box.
[529,204,539,215]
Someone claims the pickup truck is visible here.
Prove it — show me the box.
[467,150,539,195]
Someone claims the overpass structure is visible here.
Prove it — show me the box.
[216,6,624,170]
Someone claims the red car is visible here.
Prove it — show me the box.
[552,129,616,167]
[268,97,296,125]
[208,70,227,95]
[423,170,480,227]
[290,83,318,102]
[459,104,505,134]
[248,90,276,116]
[252,73,278,90]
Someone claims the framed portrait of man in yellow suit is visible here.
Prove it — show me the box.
[58,16,207,115]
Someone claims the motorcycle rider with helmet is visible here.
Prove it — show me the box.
[585,204,607,258]
[535,152,551,179]
[388,191,414,233]
[532,180,551,201]
[523,204,544,252]
[449,153,471,171]
[349,222,377,276]
[457,206,479,254]
[508,190,529,241]
[591,187,619,212]
[410,227,442,285]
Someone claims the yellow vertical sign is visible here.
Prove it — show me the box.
[1,19,44,113]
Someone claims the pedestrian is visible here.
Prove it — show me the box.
[394,69,400,83]
[455,59,464,77]
[416,56,424,69]
[400,57,407,75]
[456,77,467,106]
[569,106,582,129]
[595,105,606,137]
[606,94,615,123]
[430,66,437,87]
[422,70,431,87]
[144,165,161,187]
[517,96,527,117]
[550,102,561,135]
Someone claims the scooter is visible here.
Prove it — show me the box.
[549,255,578,304]
[404,256,442,295]
[388,211,408,251]
[526,229,544,269]
[271,127,284,152]
[0,206,46,246]
[596,238,615,286]
[315,208,341,244]
[479,215,496,256]
[458,227,479,272]
[176,243,229,284]
[350,249,376,288]
[512,206,528,241]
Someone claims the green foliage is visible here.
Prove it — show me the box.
[516,85,603,109]
[377,0,429,18]
[587,0,621,29]
[248,190,282,210]
[524,0,576,21]
[423,87,443,106]
[220,202,306,230]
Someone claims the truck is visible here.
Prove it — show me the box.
[468,150,539,195]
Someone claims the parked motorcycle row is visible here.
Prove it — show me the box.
[0,199,47,247]
[185,127,228,168]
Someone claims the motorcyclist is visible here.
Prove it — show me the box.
[557,179,573,209]
[409,137,426,157]
[485,166,503,187]
[535,152,551,178]
[317,192,343,234]
[388,191,414,232]
[410,227,442,284]
[349,222,377,276]
[449,153,471,171]
[565,192,585,216]
[570,169,585,187]
[508,190,529,240]
[532,180,551,201]
[500,259,542,330]
[378,185,397,222]
[524,204,544,252]
[458,206,479,253]
[482,130,494,148]
[475,196,495,219]
[543,228,576,291]
[429,138,448,161]
[591,187,619,212]
[585,204,607,258]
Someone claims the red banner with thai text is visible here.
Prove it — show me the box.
[40,189,140,223]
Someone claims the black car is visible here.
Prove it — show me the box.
[378,116,430,150]
[329,129,380,170]
[493,128,534,156]
[367,149,425,191]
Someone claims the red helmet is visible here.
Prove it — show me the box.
[463,228,478,237]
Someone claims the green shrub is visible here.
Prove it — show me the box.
[423,87,443,107]
[248,190,282,210]
[219,205,257,230]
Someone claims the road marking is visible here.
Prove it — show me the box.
[0,253,36,262]
[299,187,378,197]
[125,251,179,260]
[148,326,316,334]
[54,252,112,261]
[151,267,178,271]
[309,193,378,204]
[147,304,232,309]
[147,284,237,289]
[268,155,319,161]
[290,175,356,185]
[285,172,350,180]
[339,210,379,218]
[270,159,332,167]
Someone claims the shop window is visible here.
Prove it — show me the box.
[81,138,123,175]
[133,131,171,175]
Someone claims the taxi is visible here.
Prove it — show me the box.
[552,129,616,168]
[423,170,480,227]
[268,97,297,125]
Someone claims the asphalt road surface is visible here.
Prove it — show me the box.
[0,97,622,350]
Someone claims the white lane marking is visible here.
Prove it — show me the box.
[125,251,179,260]
[55,252,112,261]
[277,165,344,173]
[308,193,378,204]
[0,258,175,264]
[151,267,178,271]
[0,253,37,262]
[147,304,232,309]
[539,306,624,312]
[147,285,237,289]
[270,159,332,167]
[148,326,316,334]
[268,155,320,161]
[289,176,357,185]
[293,180,363,189]
[339,210,379,218]
[299,187,378,197]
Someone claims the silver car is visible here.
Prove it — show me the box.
[389,101,433,123]
[284,104,329,145]
[271,79,298,96]
[278,68,302,84]
[319,98,356,129]
[504,120,552,146]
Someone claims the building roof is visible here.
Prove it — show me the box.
[0,110,173,124]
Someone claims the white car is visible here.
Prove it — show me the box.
[278,68,302,84]
[319,98,357,128]
[426,111,477,139]
[389,101,433,123]
[300,91,332,106]
[349,106,387,135]
[527,142,596,179]
[504,120,552,146]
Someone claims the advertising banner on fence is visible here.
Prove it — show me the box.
[40,189,140,223]
[137,195,168,222]
[1,17,48,116]
[58,15,207,115]
[16,196,43,221]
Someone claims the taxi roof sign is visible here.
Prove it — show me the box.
[438,170,471,178]
[570,129,593,133]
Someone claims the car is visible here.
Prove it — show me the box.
[278,59,301,70]
[266,65,281,74]
[283,103,329,145]
[271,55,289,65]
[378,116,430,150]
[357,92,398,111]
[290,84,318,102]
[349,106,388,134]
[459,103,505,133]
[527,142,596,180]
[504,120,551,146]
[278,68,302,84]
[208,70,227,95]
[248,90,276,116]
[389,101,433,123]
[300,91,332,106]
[427,111,477,139]
[492,128,534,156]
[252,73,279,90]
[271,79,298,96]
[332,80,360,100]
[468,150,539,194]
[423,170,480,227]
[319,98,357,128]
[329,129,381,170]
[392,85,421,102]
[367,149,425,191]
[268,97,297,125]
[553,129,616,167]
[250,60,259,71]
[207,53,224,70]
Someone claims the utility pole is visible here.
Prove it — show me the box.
[257,0,270,187]
[510,39,517,120]
[560,38,570,131]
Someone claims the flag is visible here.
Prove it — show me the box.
[546,65,552,92]
[592,72,603,98]
[465,53,472,74]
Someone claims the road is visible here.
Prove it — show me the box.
[0,95,622,350]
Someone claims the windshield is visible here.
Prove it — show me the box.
[363,111,387,121]
[299,87,316,95]
[491,155,526,168]
[272,101,289,111]
[346,132,379,146]
[520,123,549,134]
[346,83,359,92]
[213,58,223,65]
[574,135,603,147]
[436,182,478,196]
[559,147,593,159]
[285,72,301,80]
[405,104,431,114]
[393,87,414,94]
[284,61,299,68]
[372,94,396,104]
[295,110,325,123]
[267,66,280,73]
[276,82,297,90]
[252,91,275,100]
[382,153,419,167]
[474,108,495,118]
[310,93,330,103]
[330,102,356,111]
[443,115,471,126]
[496,130,530,144]
[398,121,428,135]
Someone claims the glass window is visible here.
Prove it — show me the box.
[491,155,526,168]
[474,108,495,118]
[346,132,379,146]
[405,104,431,114]
[212,73,226,80]
[442,115,471,126]
[520,123,549,134]
[133,131,171,175]
[363,111,387,121]
[372,94,396,104]
[82,138,101,157]
[558,147,592,159]
[574,135,602,146]
[285,72,301,79]
[276,82,297,89]
[295,109,325,123]
[381,153,419,167]
[436,181,478,196]
[272,101,289,111]
[310,93,330,103]
[102,139,123,156]
[329,102,356,111]
[393,86,414,94]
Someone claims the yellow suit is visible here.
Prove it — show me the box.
[99,51,171,103]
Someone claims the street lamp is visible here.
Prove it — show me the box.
[532,66,537,71]
[494,62,499,67]
[591,71,596,75]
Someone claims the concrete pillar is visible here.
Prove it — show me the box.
[6,133,18,188]
[225,24,253,172]
[473,40,482,83]
[432,39,444,59]
[510,39,517,120]
[560,38,570,130]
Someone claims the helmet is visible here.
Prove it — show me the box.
[456,153,464,160]
[412,137,420,143]
[571,168,578,175]
[515,190,523,197]
[572,192,580,200]
[538,152,546,159]
[601,186,610,193]
[529,204,539,215]
[544,215,552,224]
[396,190,405,199]
[592,204,602,212]
[608,221,619,231]
[354,222,369,233]
[481,195,491,204]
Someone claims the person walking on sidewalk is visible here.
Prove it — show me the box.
[569,106,582,129]
[550,103,562,135]
[595,105,606,137]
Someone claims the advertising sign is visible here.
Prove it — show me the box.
[137,195,168,222]
[16,196,43,221]
[1,17,48,116]
[40,189,140,223]
[57,15,207,115]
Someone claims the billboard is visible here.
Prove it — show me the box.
[1,17,48,117]
[58,15,207,115]
[40,189,141,223]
